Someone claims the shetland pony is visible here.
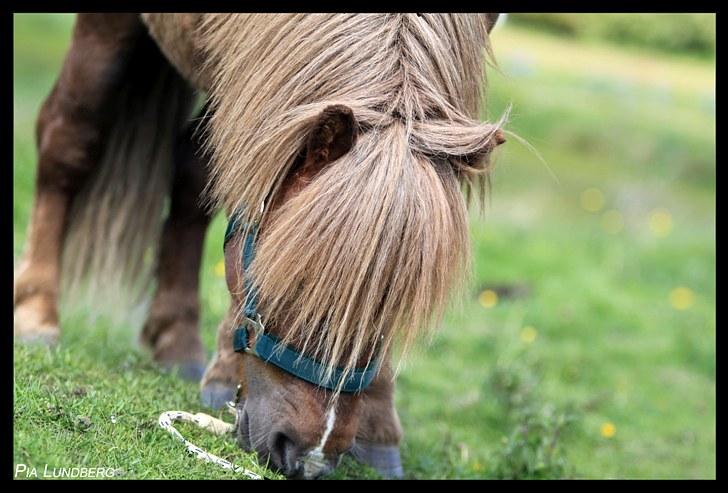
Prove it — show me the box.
[14,13,504,478]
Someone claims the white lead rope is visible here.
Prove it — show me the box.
[158,410,263,480]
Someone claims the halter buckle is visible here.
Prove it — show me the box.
[242,313,266,357]
[226,383,244,433]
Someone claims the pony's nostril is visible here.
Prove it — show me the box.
[270,431,300,475]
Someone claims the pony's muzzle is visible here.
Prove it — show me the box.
[235,403,337,479]
[269,430,301,477]
[269,429,337,479]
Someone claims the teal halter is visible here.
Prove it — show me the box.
[224,210,380,394]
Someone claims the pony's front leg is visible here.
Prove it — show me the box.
[139,116,211,381]
[14,14,144,345]
[199,305,244,408]
[352,363,404,479]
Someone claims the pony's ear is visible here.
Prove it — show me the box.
[306,104,357,165]
[485,14,500,33]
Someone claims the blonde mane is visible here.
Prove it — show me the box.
[197,14,504,389]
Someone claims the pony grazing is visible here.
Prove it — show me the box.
[13,13,505,479]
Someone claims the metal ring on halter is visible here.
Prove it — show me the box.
[241,314,266,357]
[226,383,245,432]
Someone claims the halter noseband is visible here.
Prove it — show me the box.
[224,209,380,394]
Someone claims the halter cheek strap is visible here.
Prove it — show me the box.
[224,210,380,394]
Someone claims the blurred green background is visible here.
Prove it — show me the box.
[14,14,715,479]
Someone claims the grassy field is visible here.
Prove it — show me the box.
[13,15,715,479]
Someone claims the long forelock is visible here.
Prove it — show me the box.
[248,127,470,386]
[198,13,503,389]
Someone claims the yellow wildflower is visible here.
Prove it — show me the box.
[214,260,226,278]
[669,287,695,311]
[600,422,616,439]
[478,289,498,309]
[520,326,538,344]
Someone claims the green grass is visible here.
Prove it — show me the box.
[508,13,716,58]
[13,15,715,479]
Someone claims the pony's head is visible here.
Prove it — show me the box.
[201,13,503,478]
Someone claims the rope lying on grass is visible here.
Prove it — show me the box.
[158,410,262,479]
